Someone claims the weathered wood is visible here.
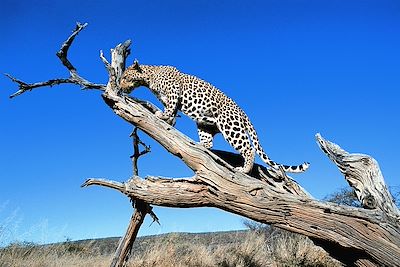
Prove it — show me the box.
[110,200,149,267]
[109,128,157,267]
[130,127,151,176]
[8,24,400,267]
[212,150,313,198]
[317,133,400,219]
[105,40,154,267]
[83,173,399,267]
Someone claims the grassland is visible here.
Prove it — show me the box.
[0,228,341,267]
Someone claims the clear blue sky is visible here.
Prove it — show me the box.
[1,0,399,245]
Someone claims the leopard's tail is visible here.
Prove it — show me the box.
[243,113,310,173]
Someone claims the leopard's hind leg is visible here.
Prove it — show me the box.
[216,113,255,173]
[197,122,219,149]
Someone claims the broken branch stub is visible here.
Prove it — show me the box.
[102,40,132,95]
[316,133,400,219]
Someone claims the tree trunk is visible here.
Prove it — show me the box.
[110,200,148,267]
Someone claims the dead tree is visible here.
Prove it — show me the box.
[6,23,400,267]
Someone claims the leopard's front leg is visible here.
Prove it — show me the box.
[156,84,180,125]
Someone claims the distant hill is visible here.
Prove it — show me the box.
[0,230,341,266]
[54,230,249,255]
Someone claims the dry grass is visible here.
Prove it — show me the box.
[127,230,341,267]
[127,231,272,267]
[0,241,111,267]
[268,229,341,267]
[0,230,341,267]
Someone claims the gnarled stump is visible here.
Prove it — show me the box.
[317,133,400,219]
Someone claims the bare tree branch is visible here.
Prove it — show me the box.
[56,22,86,72]
[82,174,399,267]
[130,127,151,176]
[82,176,210,208]
[6,22,105,98]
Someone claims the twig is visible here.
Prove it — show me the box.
[130,127,151,176]
[147,206,160,226]
[6,22,105,98]
[100,50,113,76]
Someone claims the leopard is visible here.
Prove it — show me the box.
[120,60,309,174]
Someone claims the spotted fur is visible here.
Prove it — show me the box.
[120,61,309,174]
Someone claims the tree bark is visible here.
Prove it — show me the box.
[317,133,400,218]
[111,125,154,267]
[110,200,149,267]
[8,24,400,267]
[83,168,399,267]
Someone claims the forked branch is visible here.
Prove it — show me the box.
[6,22,105,98]
[130,127,151,176]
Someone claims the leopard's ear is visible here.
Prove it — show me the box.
[132,59,142,73]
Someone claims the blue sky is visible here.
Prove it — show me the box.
[1,0,399,245]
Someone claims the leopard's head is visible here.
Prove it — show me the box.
[120,60,147,94]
